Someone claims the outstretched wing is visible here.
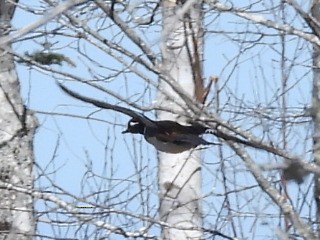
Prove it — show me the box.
[58,82,156,127]
[156,132,220,146]
[154,120,208,135]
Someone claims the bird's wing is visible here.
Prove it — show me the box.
[58,83,156,127]
[155,132,219,146]
[154,120,208,135]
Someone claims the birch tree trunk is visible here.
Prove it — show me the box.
[0,1,37,239]
[158,1,204,239]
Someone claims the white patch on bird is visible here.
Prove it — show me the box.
[205,129,215,134]
[129,121,140,127]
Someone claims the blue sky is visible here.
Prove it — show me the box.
[11,0,314,239]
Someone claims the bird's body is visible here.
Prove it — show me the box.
[123,119,215,153]
[59,83,218,153]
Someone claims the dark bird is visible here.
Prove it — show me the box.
[282,160,310,184]
[58,83,219,153]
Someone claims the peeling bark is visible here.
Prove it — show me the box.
[0,1,37,239]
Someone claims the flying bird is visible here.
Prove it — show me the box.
[58,83,219,153]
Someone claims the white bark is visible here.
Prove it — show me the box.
[158,1,203,239]
[0,1,37,239]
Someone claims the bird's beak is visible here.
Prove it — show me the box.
[122,130,129,134]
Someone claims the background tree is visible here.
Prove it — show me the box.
[0,1,37,239]
[157,0,206,239]
[2,0,320,239]
[311,0,320,235]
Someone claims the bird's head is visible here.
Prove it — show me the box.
[122,119,145,134]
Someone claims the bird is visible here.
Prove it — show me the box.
[122,118,218,153]
[58,83,219,153]
[282,160,310,184]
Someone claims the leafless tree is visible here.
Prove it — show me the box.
[0,1,38,239]
[2,0,320,239]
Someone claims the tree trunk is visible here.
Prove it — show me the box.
[0,1,37,239]
[158,1,203,239]
[311,0,320,237]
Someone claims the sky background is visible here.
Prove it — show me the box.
[10,0,314,239]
